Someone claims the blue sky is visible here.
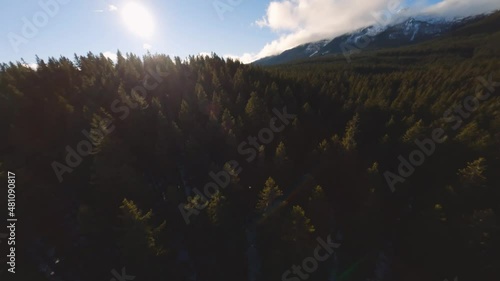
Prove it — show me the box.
[0,0,274,64]
[1,0,498,65]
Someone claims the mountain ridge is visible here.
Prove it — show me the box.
[252,11,496,66]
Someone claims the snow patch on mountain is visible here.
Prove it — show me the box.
[304,39,331,56]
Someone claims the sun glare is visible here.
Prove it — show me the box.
[121,2,155,38]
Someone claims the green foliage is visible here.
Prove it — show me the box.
[455,122,493,151]
[223,161,240,184]
[318,139,331,153]
[256,177,284,213]
[207,191,227,225]
[402,119,425,143]
[245,91,266,124]
[342,113,360,151]
[274,141,287,164]
[367,162,379,175]
[283,205,315,242]
[118,199,166,258]
[458,157,487,185]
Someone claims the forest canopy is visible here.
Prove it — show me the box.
[1,11,500,281]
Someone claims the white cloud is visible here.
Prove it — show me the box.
[103,51,117,62]
[224,53,256,64]
[143,43,152,50]
[424,0,500,18]
[93,4,117,13]
[240,0,500,63]
[23,63,38,70]
[245,0,406,61]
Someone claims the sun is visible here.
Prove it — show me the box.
[121,2,155,38]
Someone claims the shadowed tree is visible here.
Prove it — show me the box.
[207,191,227,226]
[256,177,284,214]
[274,141,288,165]
[342,113,360,151]
[283,205,316,243]
[245,91,267,125]
[117,199,166,277]
[458,157,487,186]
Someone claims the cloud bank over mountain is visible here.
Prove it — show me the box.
[235,0,500,63]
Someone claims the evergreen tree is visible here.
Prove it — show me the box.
[342,113,360,151]
[245,91,267,124]
[256,177,284,214]
[207,191,227,226]
[402,119,425,143]
[274,141,287,165]
[458,157,487,185]
[284,205,315,242]
[117,199,166,269]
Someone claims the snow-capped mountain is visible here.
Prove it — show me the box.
[304,39,331,57]
[253,13,488,65]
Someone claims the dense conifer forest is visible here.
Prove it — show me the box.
[1,10,499,281]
